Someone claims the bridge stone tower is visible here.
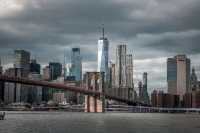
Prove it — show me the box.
[85,72,105,113]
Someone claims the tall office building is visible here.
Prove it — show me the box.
[70,48,82,81]
[49,62,62,80]
[14,50,30,71]
[126,54,134,88]
[107,63,116,95]
[143,72,147,90]
[138,73,149,104]
[14,50,31,103]
[97,27,109,82]
[115,45,127,88]
[138,81,143,100]
[190,68,198,91]
[4,68,16,104]
[30,59,41,74]
[167,55,190,100]
[43,66,50,81]
[110,63,116,87]
[28,73,42,104]
[0,59,4,102]
[42,65,51,101]
[48,62,62,101]
[142,72,149,104]
[0,59,2,75]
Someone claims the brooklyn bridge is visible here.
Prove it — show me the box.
[0,72,139,113]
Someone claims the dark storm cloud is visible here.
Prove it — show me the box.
[1,0,200,89]
[1,0,200,52]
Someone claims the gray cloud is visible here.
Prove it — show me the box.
[0,0,200,91]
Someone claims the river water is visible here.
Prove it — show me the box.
[0,112,200,133]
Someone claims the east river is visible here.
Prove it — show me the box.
[0,112,200,133]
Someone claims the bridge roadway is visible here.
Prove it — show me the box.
[0,75,137,105]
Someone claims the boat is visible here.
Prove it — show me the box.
[0,112,5,120]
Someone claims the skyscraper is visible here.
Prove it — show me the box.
[14,50,30,71]
[126,54,134,88]
[110,63,116,87]
[28,73,42,104]
[142,72,149,104]
[115,45,127,88]
[70,48,82,81]
[49,62,62,80]
[43,66,50,81]
[4,68,16,104]
[97,26,109,82]
[14,50,31,103]
[30,59,41,74]
[138,81,143,100]
[190,67,198,91]
[143,72,147,89]
[0,59,4,102]
[167,55,190,100]
[0,59,2,75]
[138,73,149,104]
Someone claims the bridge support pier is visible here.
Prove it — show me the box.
[85,72,105,113]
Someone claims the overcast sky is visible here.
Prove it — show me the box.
[0,0,200,93]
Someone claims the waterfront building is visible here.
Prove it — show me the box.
[46,62,62,102]
[28,73,42,104]
[64,78,83,104]
[4,68,16,104]
[107,63,116,96]
[0,81,4,102]
[151,90,157,107]
[53,92,66,104]
[97,27,109,82]
[70,48,82,81]
[42,66,51,101]
[167,55,190,100]
[151,90,180,108]
[13,50,31,103]
[49,62,62,80]
[42,63,62,102]
[183,91,200,108]
[30,59,41,74]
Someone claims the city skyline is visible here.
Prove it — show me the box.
[0,0,200,92]
[1,1,200,132]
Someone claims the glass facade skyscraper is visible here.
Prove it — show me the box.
[142,72,149,104]
[70,48,82,81]
[14,50,30,103]
[49,62,62,80]
[167,55,190,100]
[97,27,109,82]
[14,50,30,71]
[30,59,41,74]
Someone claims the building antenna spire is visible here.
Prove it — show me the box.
[102,24,104,39]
